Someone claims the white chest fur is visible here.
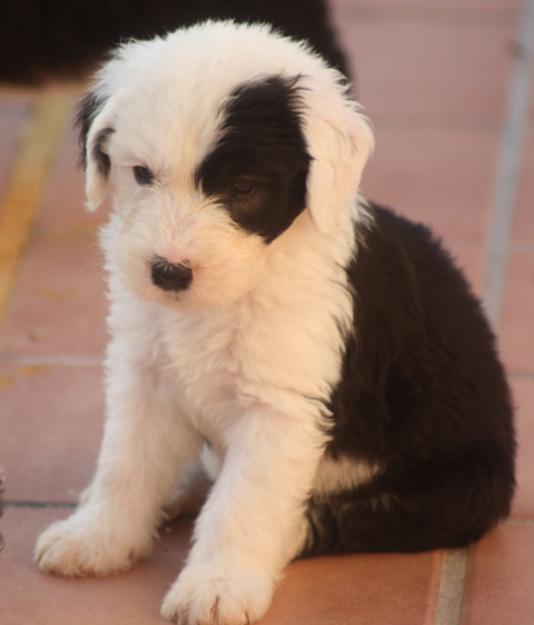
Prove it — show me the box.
[154,217,356,447]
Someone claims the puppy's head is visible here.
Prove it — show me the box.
[79,21,373,309]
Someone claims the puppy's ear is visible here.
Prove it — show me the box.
[76,92,114,211]
[305,85,374,233]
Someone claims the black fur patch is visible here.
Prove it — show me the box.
[195,75,311,242]
[91,127,114,176]
[76,92,108,170]
[302,202,516,555]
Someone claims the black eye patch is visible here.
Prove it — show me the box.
[195,75,311,243]
[133,165,154,186]
[231,178,257,197]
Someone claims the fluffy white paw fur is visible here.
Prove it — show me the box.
[161,562,274,625]
[35,508,152,577]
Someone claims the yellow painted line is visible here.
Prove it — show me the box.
[0,92,74,330]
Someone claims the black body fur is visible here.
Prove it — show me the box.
[0,0,349,84]
[304,204,516,554]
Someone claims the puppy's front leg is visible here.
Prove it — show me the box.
[35,339,202,577]
[161,408,325,625]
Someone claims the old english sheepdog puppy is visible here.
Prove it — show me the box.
[35,20,515,625]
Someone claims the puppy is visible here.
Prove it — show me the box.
[35,20,515,625]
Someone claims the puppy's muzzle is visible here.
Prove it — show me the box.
[151,256,193,292]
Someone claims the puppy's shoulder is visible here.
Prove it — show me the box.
[350,200,475,318]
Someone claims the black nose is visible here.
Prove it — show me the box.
[151,256,193,292]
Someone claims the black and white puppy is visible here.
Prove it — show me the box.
[35,21,515,625]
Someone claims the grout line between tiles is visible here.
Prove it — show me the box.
[0,354,102,367]
[482,0,534,327]
[2,500,76,509]
[507,518,534,526]
[433,2,534,624]
[364,117,508,129]
[434,549,469,625]
[423,550,446,625]
[0,92,74,332]
[509,370,534,379]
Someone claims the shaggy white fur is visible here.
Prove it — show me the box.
[35,20,374,625]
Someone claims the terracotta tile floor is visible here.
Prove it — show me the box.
[1,1,533,624]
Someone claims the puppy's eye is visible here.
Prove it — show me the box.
[133,165,154,186]
[231,179,255,197]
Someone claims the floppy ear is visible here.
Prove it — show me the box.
[304,86,374,234]
[76,92,114,211]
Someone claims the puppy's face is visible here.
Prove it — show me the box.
[80,22,373,310]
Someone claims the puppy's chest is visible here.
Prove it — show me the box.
[162,313,255,434]
[161,302,342,435]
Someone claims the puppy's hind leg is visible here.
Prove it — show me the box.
[301,464,514,556]
[163,455,214,521]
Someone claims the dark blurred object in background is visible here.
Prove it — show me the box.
[0,0,349,84]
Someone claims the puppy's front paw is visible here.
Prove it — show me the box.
[161,562,273,625]
[35,508,152,577]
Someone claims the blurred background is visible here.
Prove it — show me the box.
[0,0,349,82]
[1,1,533,624]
